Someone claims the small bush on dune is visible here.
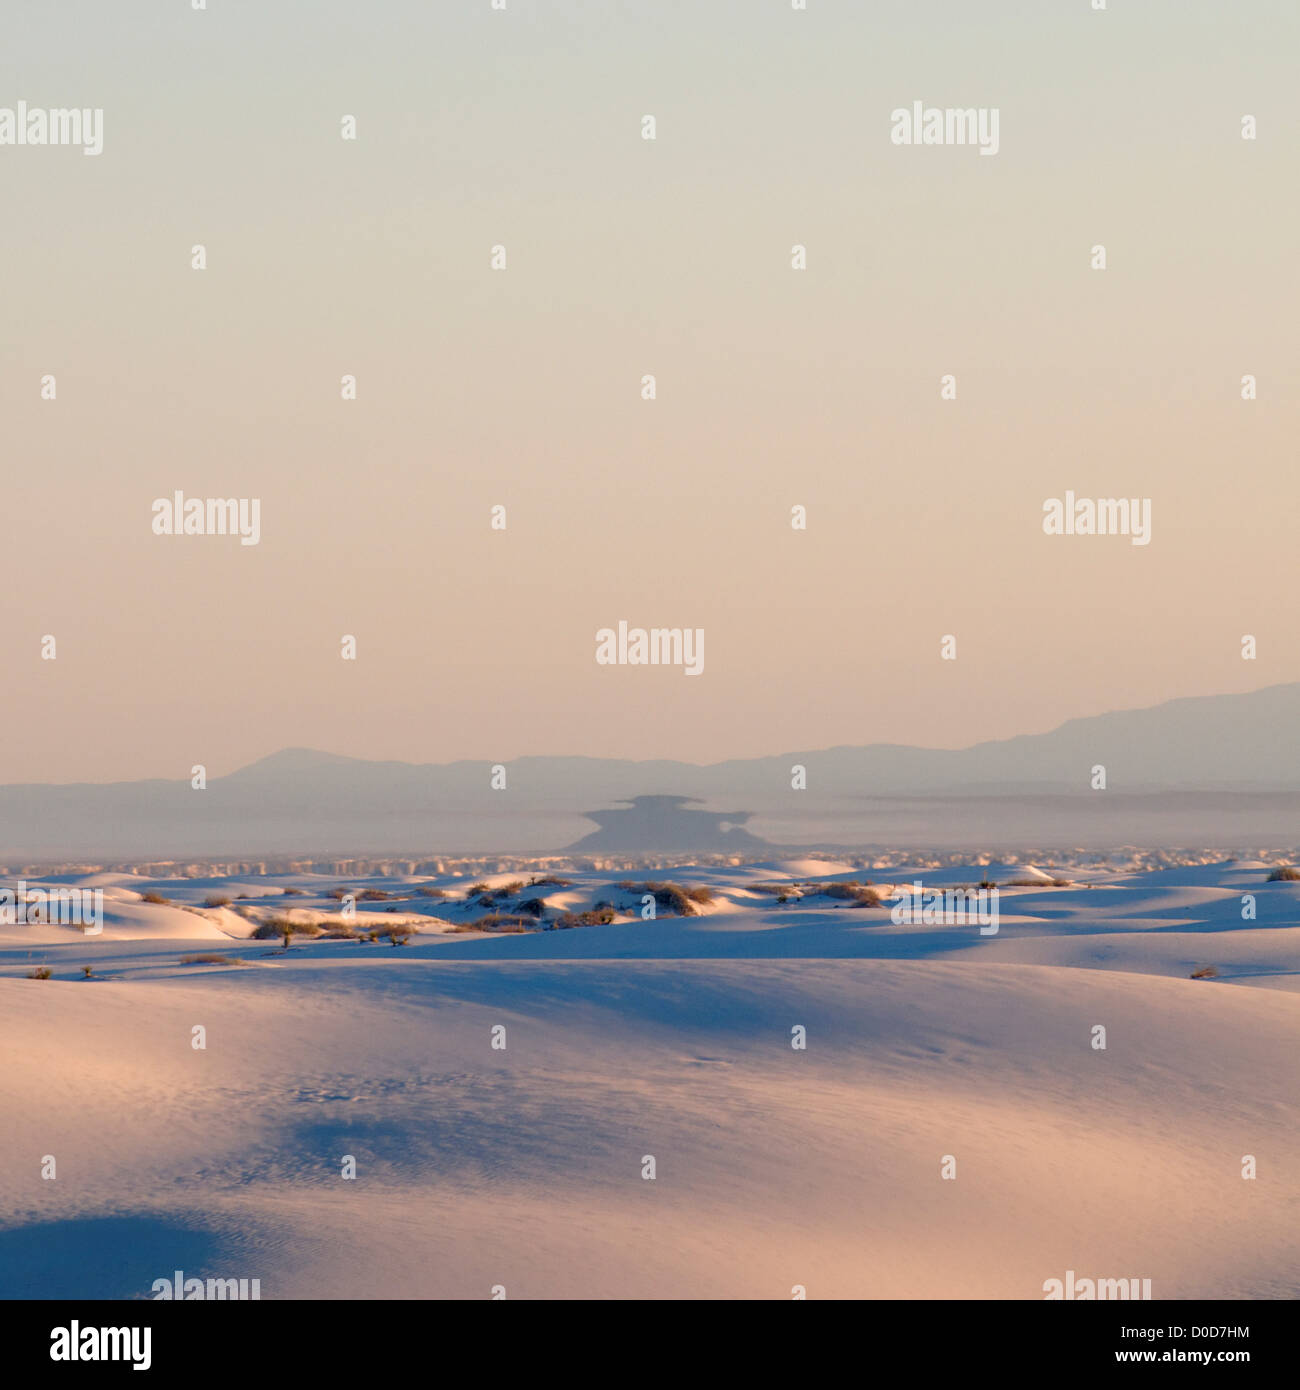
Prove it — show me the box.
[517,897,547,918]
[465,882,491,899]
[27,967,52,979]
[326,887,352,901]
[181,953,245,966]
[529,875,572,888]
[139,892,170,905]
[555,906,616,928]
[448,914,532,934]
[416,886,448,899]
[251,918,322,942]
[281,886,305,896]
[807,881,881,907]
[81,965,93,978]
[203,894,232,908]
[619,881,706,916]
[1267,866,1300,882]
[1190,965,1219,979]
[358,889,392,902]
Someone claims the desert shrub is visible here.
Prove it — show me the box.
[181,953,244,965]
[326,887,352,901]
[386,928,413,946]
[27,967,53,979]
[1051,878,1072,887]
[203,894,232,908]
[235,893,253,900]
[281,886,305,896]
[1008,879,1043,887]
[1190,965,1219,979]
[684,886,714,905]
[555,906,616,928]
[251,918,322,940]
[498,880,525,896]
[776,894,789,904]
[529,875,572,888]
[448,914,531,934]
[517,897,547,918]
[621,882,699,916]
[465,882,491,898]
[358,889,391,901]
[749,882,796,895]
[81,965,93,978]
[810,882,881,906]
[416,886,448,899]
[1266,866,1300,882]
[139,892,170,905]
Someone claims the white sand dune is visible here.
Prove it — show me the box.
[1,860,1296,1299]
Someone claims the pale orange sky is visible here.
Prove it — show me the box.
[2,0,1297,782]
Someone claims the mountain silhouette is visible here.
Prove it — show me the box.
[566,796,772,852]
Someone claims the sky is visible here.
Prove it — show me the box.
[2,0,1297,784]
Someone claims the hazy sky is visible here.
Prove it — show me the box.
[2,0,1297,783]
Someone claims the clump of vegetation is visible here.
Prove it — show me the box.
[806,881,881,907]
[517,897,548,918]
[555,906,617,928]
[81,965,93,979]
[749,882,799,896]
[181,953,245,966]
[326,887,352,901]
[386,927,413,946]
[466,881,528,907]
[358,889,392,901]
[528,875,572,888]
[282,886,305,896]
[416,886,448,899]
[1051,878,1072,887]
[448,914,532,934]
[617,881,710,916]
[1190,965,1219,979]
[465,882,491,899]
[1266,866,1300,882]
[27,967,52,979]
[139,892,170,905]
[252,917,323,944]
[203,894,233,908]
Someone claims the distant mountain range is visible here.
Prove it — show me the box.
[3,684,1299,859]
